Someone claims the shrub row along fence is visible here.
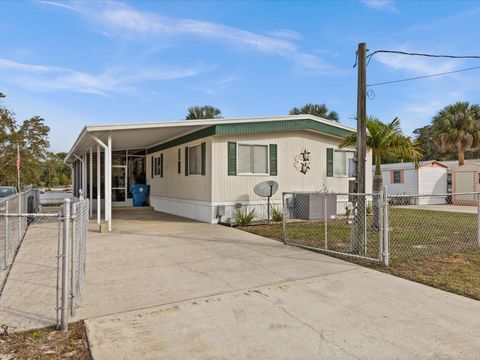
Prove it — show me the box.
[0,193,88,331]
[282,189,480,266]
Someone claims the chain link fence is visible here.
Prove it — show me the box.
[0,193,89,331]
[387,193,480,263]
[70,199,89,316]
[282,189,480,266]
[282,191,385,263]
[0,190,41,292]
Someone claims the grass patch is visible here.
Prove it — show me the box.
[0,321,91,359]
[239,207,480,301]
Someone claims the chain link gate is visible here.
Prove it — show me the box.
[0,192,89,332]
[282,190,388,264]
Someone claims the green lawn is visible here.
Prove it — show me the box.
[239,207,480,301]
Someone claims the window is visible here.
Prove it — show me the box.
[177,148,181,174]
[189,144,202,175]
[393,170,401,184]
[333,150,354,177]
[153,154,163,177]
[238,144,268,174]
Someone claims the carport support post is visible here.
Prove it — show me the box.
[89,147,93,219]
[382,186,389,267]
[107,134,112,232]
[61,198,71,331]
[97,144,101,224]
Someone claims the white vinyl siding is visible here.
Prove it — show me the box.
[189,144,202,175]
[238,144,268,175]
[333,150,354,177]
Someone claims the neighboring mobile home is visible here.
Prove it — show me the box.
[66,115,372,229]
[378,161,448,205]
[451,162,480,205]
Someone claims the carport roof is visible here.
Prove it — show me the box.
[65,114,356,163]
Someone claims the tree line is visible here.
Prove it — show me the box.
[0,92,70,188]
[187,101,480,168]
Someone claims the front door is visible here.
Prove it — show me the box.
[112,165,127,204]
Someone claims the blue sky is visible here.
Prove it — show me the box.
[1,0,480,152]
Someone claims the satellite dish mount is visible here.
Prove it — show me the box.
[254,180,279,224]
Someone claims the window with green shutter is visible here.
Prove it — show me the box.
[227,142,237,176]
[184,146,189,176]
[326,148,333,177]
[269,144,277,176]
[201,142,206,176]
[160,153,164,178]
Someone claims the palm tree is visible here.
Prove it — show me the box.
[431,102,480,166]
[289,103,339,122]
[185,106,222,120]
[340,116,422,229]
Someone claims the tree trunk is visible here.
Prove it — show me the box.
[458,147,465,166]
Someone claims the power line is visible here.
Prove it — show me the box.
[366,50,480,64]
[367,65,480,87]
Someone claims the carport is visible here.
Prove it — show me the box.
[65,120,220,231]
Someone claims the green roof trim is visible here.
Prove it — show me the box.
[147,119,353,154]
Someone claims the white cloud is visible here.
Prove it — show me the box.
[360,0,398,13]
[0,58,211,95]
[38,1,335,73]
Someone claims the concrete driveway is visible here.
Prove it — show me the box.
[81,209,480,359]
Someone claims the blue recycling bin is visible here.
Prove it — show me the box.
[131,184,149,207]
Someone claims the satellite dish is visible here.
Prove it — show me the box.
[254,181,279,197]
[254,181,279,224]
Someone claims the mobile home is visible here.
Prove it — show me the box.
[378,161,448,205]
[66,115,372,229]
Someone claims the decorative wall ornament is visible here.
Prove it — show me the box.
[294,147,311,175]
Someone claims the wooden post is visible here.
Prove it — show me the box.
[356,42,367,195]
[355,42,367,253]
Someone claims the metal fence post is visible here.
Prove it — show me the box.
[282,193,287,244]
[382,186,389,267]
[70,203,77,317]
[378,192,384,262]
[4,200,8,270]
[324,193,328,250]
[60,198,71,331]
[477,193,480,249]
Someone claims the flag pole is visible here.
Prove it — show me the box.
[17,143,20,191]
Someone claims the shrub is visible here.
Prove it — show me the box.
[271,207,283,222]
[366,201,372,215]
[345,205,351,218]
[235,208,256,225]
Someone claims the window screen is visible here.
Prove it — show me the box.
[189,145,202,175]
[238,144,268,174]
[333,150,354,177]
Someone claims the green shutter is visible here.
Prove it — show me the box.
[151,156,154,178]
[185,146,189,176]
[160,153,164,178]
[227,142,237,176]
[201,142,206,176]
[269,144,277,176]
[327,148,334,177]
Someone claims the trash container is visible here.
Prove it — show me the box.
[131,184,149,207]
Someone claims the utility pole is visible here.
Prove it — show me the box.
[355,42,367,253]
[356,42,367,195]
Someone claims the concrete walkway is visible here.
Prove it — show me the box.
[80,209,480,359]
